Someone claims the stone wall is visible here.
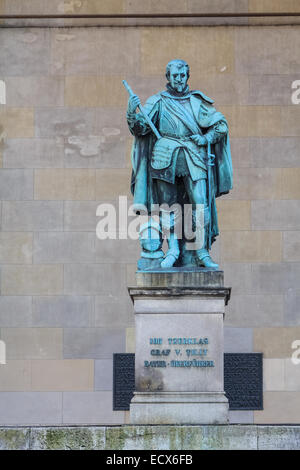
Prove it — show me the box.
[0,10,300,425]
[1,425,300,450]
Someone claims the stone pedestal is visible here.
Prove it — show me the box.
[128,268,231,425]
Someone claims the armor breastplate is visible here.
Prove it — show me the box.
[158,99,196,138]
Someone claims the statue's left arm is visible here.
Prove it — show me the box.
[202,120,228,145]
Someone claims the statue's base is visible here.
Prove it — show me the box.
[128,268,231,425]
[2,425,300,450]
[130,392,229,425]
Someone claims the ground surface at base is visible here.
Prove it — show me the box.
[0,425,299,450]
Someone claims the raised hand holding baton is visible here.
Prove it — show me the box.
[123,80,161,140]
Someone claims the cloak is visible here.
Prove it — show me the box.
[129,90,233,245]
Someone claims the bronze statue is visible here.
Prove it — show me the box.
[125,59,232,270]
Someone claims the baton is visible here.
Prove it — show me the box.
[123,80,161,140]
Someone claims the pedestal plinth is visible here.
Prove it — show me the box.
[128,268,231,425]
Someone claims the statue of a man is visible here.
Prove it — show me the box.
[126,59,233,269]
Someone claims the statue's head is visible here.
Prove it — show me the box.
[166,59,189,93]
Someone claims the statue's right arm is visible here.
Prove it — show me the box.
[127,94,160,137]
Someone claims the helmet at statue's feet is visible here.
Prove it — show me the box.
[197,255,219,269]
[161,254,177,268]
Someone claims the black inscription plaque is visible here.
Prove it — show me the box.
[224,353,263,410]
[113,353,263,411]
[113,353,135,411]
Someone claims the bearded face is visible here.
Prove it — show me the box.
[168,65,189,93]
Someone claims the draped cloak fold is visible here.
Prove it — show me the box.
[129,90,233,245]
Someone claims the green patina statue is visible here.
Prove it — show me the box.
[125,59,233,270]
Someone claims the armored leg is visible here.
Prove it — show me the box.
[155,179,181,268]
[183,177,219,269]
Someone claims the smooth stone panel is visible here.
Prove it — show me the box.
[62,391,125,425]
[64,201,99,231]
[63,328,125,359]
[220,230,282,263]
[2,201,63,231]
[0,232,32,264]
[216,200,251,231]
[283,231,300,261]
[187,0,248,13]
[0,360,31,391]
[282,169,300,199]
[94,359,113,391]
[220,105,281,138]
[252,200,300,231]
[33,232,95,264]
[251,263,300,294]
[249,0,300,13]
[0,108,34,138]
[0,296,32,327]
[2,327,63,360]
[31,360,94,392]
[95,238,139,264]
[222,167,282,200]
[284,359,300,391]
[228,411,254,424]
[35,107,98,139]
[235,27,300,75]
[223,263,252,295]
[127,0,187,13]
[225,294,284,327]
[98,28,140,74]
[3,138,64,169]
[94,296,134,328]
[230,138,252,168]
[95,169,131,200]
[0,169,33,200]
[248,74,299,105]
[0,392,62,425]
[126,327,135,353]
[32,295,93,328]
[51,29,100,75]
[254,392,300,424]
[2,265,63,295]
[224,327,253,353]
[64,263,127,295]
[0,29,50,76]
[6,76,64,107]
[65,75,127,108]
[34,169,96,200]
[253,327,300,358]
[284,289,300,326]
[250,137,300,168]
[263,359,285,391]
[281,106,300,136]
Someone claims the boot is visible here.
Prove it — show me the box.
[196,248,219,269]
[161,231,180,268]
[160,209,181,268]
[192,202,219,269]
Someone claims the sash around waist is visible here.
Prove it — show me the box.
[151,136,207,171]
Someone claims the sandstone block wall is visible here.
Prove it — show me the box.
[0,3,300,425]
